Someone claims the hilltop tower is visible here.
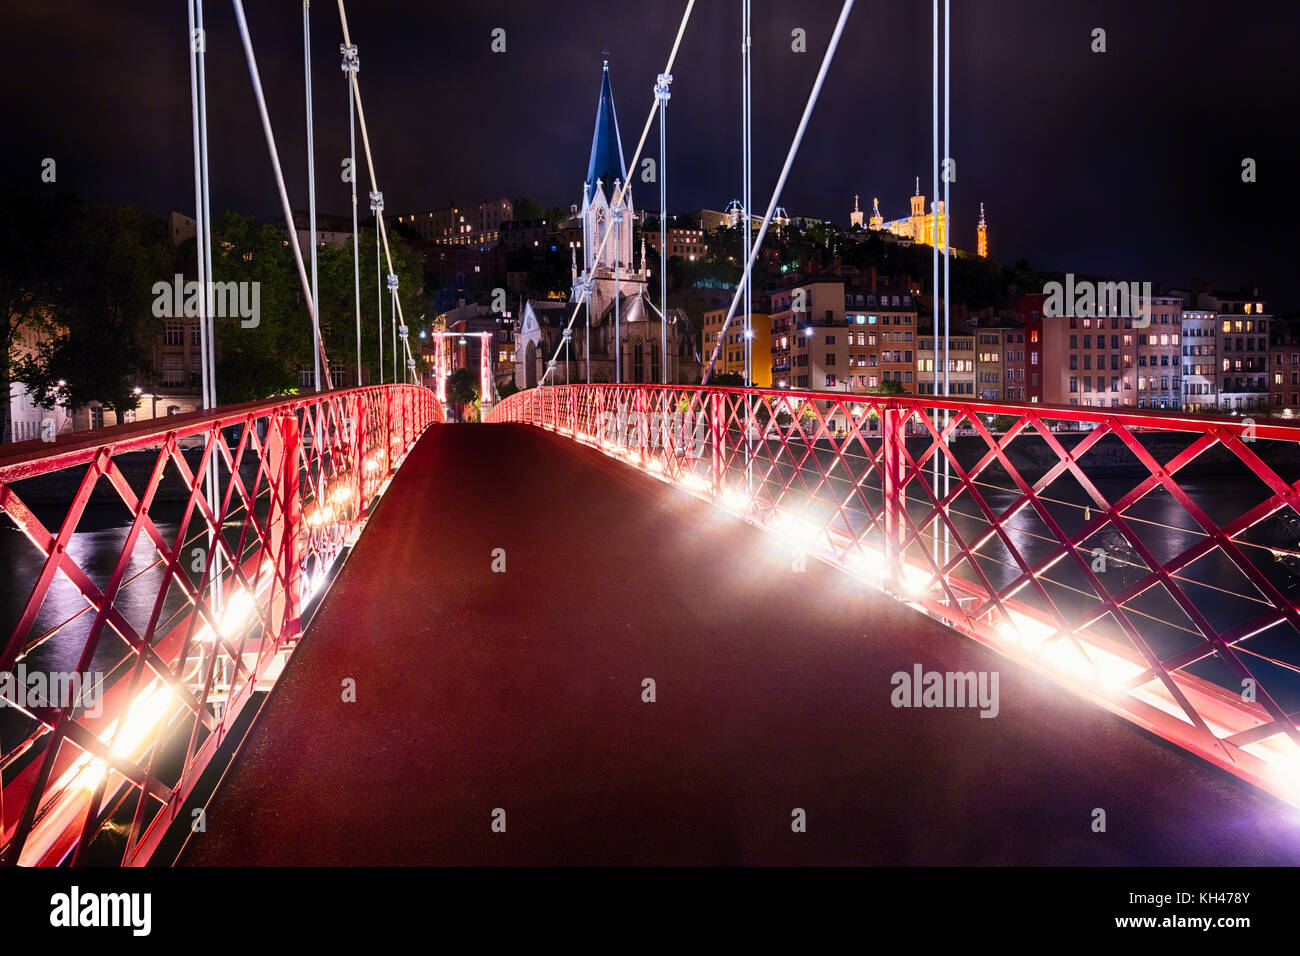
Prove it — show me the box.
[869,197,883,231]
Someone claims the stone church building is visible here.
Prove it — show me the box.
[516,59,702,389]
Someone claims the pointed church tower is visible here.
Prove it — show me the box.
[582,56,634,276]
[576,54,646,352]
[869,197,883,231]
[850,194,864,228]
[977,202,988,258]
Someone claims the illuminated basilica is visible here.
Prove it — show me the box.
[851,182,988,258]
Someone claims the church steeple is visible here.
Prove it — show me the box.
[582,55,637,291]
[977,202,988,258]
[585,57,628,205]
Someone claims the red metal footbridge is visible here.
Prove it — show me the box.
[4,383,1300,865]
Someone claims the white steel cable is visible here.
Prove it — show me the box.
[231,0,334,386]
[337,1,421,381]
[539,0,697,385]
[702,0,855,383]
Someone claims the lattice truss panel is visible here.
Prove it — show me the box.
[0,385,440,865]
[489,384,1300,806]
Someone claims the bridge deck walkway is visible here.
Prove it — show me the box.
[181,424,1300,865]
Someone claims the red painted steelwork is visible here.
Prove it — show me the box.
[0,385,440,866]
[488,384,1300,807]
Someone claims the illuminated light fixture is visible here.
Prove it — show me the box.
[721,487,752,512]
[769,512,824,552]
[898,564,932,597]
[458,336,467,346]
[679,473,709,494]
[804,328,813,337]
[845,547,886,579]
[77,681,179,793]
[217,586,256,639]
[647,458,665,474]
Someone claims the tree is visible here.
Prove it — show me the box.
[12,201,168,415]
[867,380,906,395]
[446,367,478,421]
[0,191,76,442]
[206,212,426,403]
[708,371,747,388]
[511,197,547,222]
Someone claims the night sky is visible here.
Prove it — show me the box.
[4,0,1297,310]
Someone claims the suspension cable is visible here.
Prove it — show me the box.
[702,0,855,384]
[337,0,421,382]
[538,0,697,386]
[231,0,334,387]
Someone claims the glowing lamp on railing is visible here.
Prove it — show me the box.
[679,473,709,494]
[78,682,177,793]
[845,547,886,580]
[721,487,752,512]
[217,586,257,639]
[899,565,932,597]
[769,513,824,552]
[306,503,335,528]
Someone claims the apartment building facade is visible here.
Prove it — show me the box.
[1181,310,1218,413]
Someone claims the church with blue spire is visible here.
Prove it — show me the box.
[515,56,701,387]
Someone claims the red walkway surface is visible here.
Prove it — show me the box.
[180,424,1300,865]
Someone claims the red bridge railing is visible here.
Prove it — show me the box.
[0,384,440,866]
[489,384,1300,807]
